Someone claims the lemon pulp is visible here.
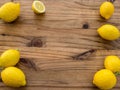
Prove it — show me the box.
[32,1,45,14]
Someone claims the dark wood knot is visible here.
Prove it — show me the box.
[27,37,45,47]
[107,0,115,3]
[20,58,37,71]
[1,34,6,36]
[0,78,2,82]
[82,23,89,29]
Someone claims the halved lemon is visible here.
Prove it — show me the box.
[32,1,45,14]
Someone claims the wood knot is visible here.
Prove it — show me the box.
[27,37,45,47]
[107,0,115,3]
[19,58,37,71]
[1,34,6,36]
[0,78,2,82]
[82,23,89,29]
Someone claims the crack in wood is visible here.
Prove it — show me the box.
[72,49,96,60]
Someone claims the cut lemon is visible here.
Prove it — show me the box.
[32,1,45,14]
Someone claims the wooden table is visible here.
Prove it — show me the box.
[0,0,120,90]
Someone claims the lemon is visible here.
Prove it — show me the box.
[1,67,26,87]
[32,0,45,14]
[104,55,120,73]
[93,69,117,90]
[97,24,120,40]
[100,1,114,19]
[0,49,20,67]
[0,2,20,22]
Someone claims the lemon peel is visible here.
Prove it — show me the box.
[97,24,120,40]
[93,69,117,90]
[1,67,26,87]
[0,2,20,22]
[100,1,114,19]
[0,49,20,67]
[104,55,120,73]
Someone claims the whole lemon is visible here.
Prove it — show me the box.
[100,1,114,19]
[0,2,20,22]
[1,67,26,87]
[93,69,117,90]
[104,55,120,73]
[0,49,20,67]
[97,24,120,40]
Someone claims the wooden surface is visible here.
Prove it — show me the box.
[0,0,120,89]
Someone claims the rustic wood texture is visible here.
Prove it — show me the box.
[0,0,120,90]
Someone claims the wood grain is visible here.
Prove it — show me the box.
[0,0,120,90]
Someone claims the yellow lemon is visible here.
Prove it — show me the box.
[1,67,26,87]
[93,69,117,90]
[100,1,114,19]
[0,49,20,67]
[0,2,20,22]
[97,24,120,40]
[32,0,45,14]
[104,55,120,73]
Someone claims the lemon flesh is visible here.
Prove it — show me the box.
[104,55,120,73]
[93,69,117,90]
[0,49,20,67]
[1,67,26,87]
[97,24,120,40]
[100,1,114,19]
[32,1,45,14]
[0,2,20,22]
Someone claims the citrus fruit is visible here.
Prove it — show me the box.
[104,55,120,73]
[0,49,20,67]
[0,2,20,22]
[97,24,120,40]
[100,1,114,19]
[93,69,117,90]
[1,67,26,87]
[32,0,45,14]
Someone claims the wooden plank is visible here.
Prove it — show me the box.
[8,0,120,29]
[0,26,120,49]
[0,0,119,90]
[0,47,119,90]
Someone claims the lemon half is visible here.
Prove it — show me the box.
[32,1,45,14]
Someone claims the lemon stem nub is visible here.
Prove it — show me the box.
[115,72,120,76]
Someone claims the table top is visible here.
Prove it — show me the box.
[0,0,120,90]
